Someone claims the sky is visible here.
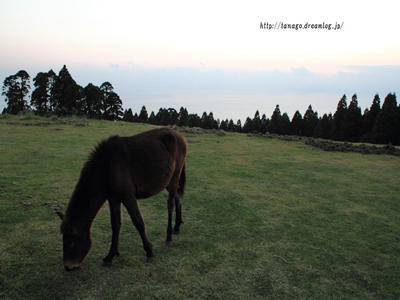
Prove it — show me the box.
[1,0,399,121]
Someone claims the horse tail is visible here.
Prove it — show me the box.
[178,163,186,198]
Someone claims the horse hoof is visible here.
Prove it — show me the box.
[173,228,180,234]
[102,256,113,265]
[102,260,112,267]
[65,265,80,271]
[146,256,154,263]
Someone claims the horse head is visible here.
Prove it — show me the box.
[57,212,92,271]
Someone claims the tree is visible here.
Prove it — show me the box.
[31,70,57,114]
[280,113,291,135]
[242,117,253,133]
[155,108,170,125]
[220,119,228,131]
[2,70,31,114]
[331,94,347,141]
[236,119,242,132]
[260,114,268,134]
[252,110,261,132]
[138,106,148,123]
[167,108,179,125]
[178,107,189,126]
[361,94,381,142]
[314,113,333,139]
[268,105,282,134]
[228,119,236,132]
[82,83,103,118]
[100,82,123,120]
[187,113,201,127]
[344,94,363,142]
[303,105,318,137]
[105,91,123,120]
[201,112,215,129]
[291,110,303,136]
[123,108,134,122]
[51,65,83,115]
[148,111,156,124]
[371,93,399,145]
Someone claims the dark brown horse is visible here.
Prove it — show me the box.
[56,128,187,271]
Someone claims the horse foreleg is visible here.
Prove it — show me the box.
[103,200,121,264]
[123,197,154,260]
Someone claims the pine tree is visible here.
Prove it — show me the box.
[314,113,333,139]
[242,117,253,133]
[156,108,170,125]
[200,112,216,129]
[291,110,303,136]
[268,105,282,134]
[344,94,363,142]
[260,114,268,134]
[51,65,83,116]
[361,94,381,142]
[281,113,291,135]
[188,113,201,127]
[220,119,228,131]
[123,108,134,122]
[398,101,400,142]
[252,110,261,133]
[178,107,189,126]
[138,106,148,123]
[228,119,235,131]
[371,93,399,145]
[82,83,103,118]
[331,94,347,141]
[236,119,242,132]
[148,111,156,124]
[2,70,31,114]
[303,105,318,137]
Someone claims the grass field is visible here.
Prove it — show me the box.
[1,114,399,299]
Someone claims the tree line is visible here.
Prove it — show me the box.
[2,66,400,145]
[2,66,123,120]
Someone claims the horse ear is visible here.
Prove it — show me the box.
[56,211,65,220]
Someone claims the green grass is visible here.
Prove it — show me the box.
[1,114,399,299]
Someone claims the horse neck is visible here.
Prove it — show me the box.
[65,170,106,231]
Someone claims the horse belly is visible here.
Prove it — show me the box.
[133,158,175,199]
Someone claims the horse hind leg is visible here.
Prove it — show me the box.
[174,163,185,234]
[173,195,183,234]
[166,191,176,243]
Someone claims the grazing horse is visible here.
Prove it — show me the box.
[56,128,187,271]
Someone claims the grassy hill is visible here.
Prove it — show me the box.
[1,114,399,298]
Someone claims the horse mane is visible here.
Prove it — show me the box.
[80,135,121,178]
[65,135,123,226]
